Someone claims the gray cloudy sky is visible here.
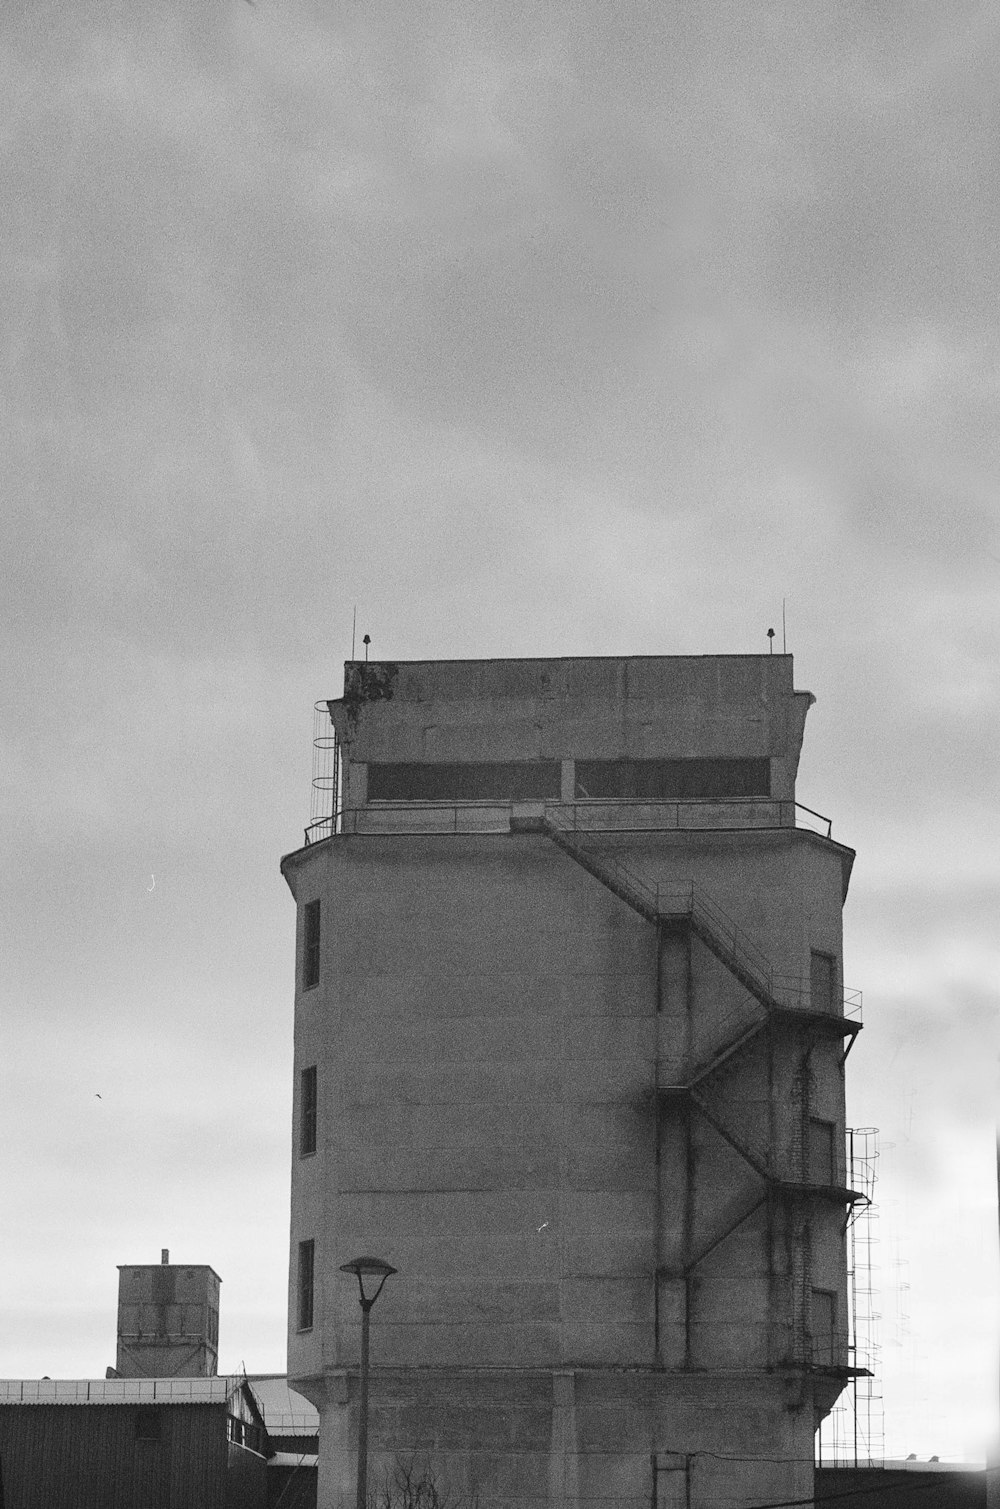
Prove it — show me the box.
[3,0,998,1462]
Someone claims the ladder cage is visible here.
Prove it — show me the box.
[816,1126,883,1467]
[309,701,341,843]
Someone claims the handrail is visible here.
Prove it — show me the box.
[547,796,831,838]
[543,808,860,1023]
[304,795,835,845]
[300,802,859,1016]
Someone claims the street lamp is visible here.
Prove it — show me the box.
[339,1256,397,1509]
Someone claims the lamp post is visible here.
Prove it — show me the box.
[339,1256,397,1509]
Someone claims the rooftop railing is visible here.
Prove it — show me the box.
[303,796,834,846]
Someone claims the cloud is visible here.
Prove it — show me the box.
[2,1,998,1434]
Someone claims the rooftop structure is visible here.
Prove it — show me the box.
[115,1250,221,1379]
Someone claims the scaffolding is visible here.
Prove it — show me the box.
[816,1126,883,1466]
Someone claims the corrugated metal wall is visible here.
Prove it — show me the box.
[0,1404,266,1509]
[225,1442,269,1509]
[266,1463,318,1509]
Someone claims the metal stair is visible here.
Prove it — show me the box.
[539,810,865,1315]
[543,821,660,923]
[542,815,780,1066]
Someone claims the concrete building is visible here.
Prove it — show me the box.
[280,655,863,1509]
[115,1250,221,1379]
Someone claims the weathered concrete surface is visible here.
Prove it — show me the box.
[115,1263,221,1379]
[331,655,812,807]
[315,1368,817,1509]
[282,655,855,1509]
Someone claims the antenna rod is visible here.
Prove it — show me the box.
[351,605,357,661]
[782,599,787,654]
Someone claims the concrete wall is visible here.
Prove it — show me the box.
[331,655,813,806]
[283,655,856,1509]
[117,1265,221,1379]
[314,1370,817,1509]
[288,833,658,1379]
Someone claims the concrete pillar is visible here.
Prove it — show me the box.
[560,759,575,804]
[317,1372,353,1509]
[548,1370,579,1509]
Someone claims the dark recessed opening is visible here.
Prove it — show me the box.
[136,1407,162,1442]
[574,757,770,800]
[367,760,561,802]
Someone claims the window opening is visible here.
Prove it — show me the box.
[303,900,321,991]
[811,1288,837,1367]
[136,1407,162,1442]
[574,757,770,800]
[300,1066,317,1156]
[367,760,561,802]
[810,950,837,1013]
[809,1118,836,1185]
[297,1240,315,1331]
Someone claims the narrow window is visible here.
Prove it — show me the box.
[811,1288,837,1366]
[300,1066,317,1156]
[303,900,321,990]
[810,950,836,1013]
[297,1240,315,1330]
[808,1118,836,1185]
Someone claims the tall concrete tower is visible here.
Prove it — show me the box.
[281,656,862,1509]
[115,1252,221,1378]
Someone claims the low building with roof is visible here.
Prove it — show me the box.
[0,1376,269,1509]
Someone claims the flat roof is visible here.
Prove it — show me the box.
[117,1264,221,1279]
[343,654,795,665]
[0,1378,238,1406]
[245,1375,319,1436]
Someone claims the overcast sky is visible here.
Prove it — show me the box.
[3,0,998,1465]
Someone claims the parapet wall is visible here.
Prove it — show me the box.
[329,655,814,805]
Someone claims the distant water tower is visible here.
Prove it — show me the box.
[115,1250,221,1378]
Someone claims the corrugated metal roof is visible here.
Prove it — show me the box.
[0,1377,240,1406]
[244,1376,318,1436]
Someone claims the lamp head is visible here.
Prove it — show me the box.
[339,1255,397,1308]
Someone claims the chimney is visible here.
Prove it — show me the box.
[161,1249,169,1265]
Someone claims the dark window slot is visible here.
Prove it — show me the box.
[303,900,321,990]
[810,950,837,1013]
[300,1066,317,1156]
[297,1239,315,1331]
[135,1407,162,1442]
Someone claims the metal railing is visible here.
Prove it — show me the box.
[544,811,861,1025]
[551,797,833,838]
[303,795,835,846]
